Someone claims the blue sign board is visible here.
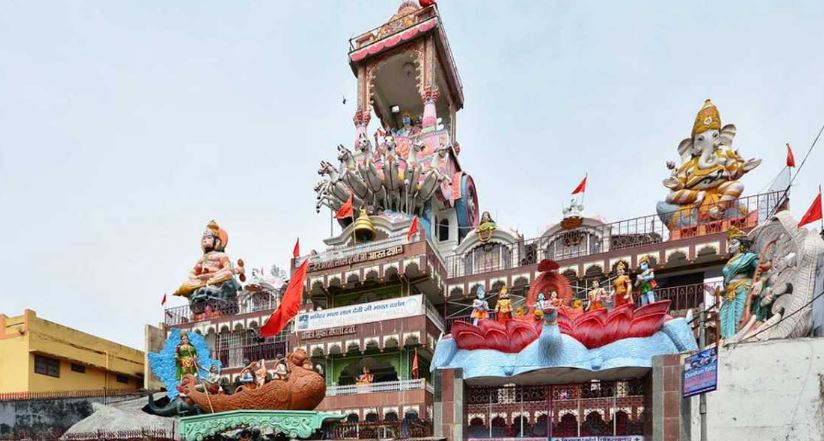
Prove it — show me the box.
[683,347,718,398]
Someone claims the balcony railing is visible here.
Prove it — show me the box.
[332,420,432,440]
[164,296,279,327]
[444,191,785,278]
[327,378,430,397]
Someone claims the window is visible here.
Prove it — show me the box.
[34,355,60,378]
[116,374,129,384]
[70,363,86,373]
[438,218,450,242]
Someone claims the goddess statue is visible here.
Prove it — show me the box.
[495,287,513,323]
[175,333,198,381]
[356,366,374,385]
[587,280,607,311]
[635,256,657,305]
[611,262,633,308]
[173,220,245,314]
[476,211,497,243]
[720,227,759,339]
[392,113,421,138]
[657,99,761,229]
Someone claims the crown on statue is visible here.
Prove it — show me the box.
[692,99,721,137]
[725,226,747,241]
[615,261,627,272]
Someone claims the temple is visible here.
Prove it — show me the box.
[55,2,824,441]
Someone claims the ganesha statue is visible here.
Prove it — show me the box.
[657,99,761,229]
[173,220,245,315]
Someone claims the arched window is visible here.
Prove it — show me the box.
[438,218,450,242]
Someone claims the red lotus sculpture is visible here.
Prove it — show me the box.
[556,301,672,349]
[452,300,672,352]
[451,318,542,353]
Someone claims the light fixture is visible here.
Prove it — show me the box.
[391,105,400,114]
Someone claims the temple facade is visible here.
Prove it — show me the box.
[156,2,824,441]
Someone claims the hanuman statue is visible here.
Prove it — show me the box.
[173,220,245,315]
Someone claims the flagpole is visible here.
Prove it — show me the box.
[581,172,588,210]
[819,185,823,233]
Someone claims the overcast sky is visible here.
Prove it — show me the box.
[1,1,823,350]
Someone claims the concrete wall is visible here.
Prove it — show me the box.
[0,394,142,438]
[690,337,824,441]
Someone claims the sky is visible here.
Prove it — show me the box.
[1,1,823,350]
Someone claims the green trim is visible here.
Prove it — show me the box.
[179,410,344,440]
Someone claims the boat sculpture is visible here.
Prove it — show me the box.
[177,350,326,414]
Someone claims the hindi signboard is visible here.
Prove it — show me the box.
[296,295,423,331]
[308,245,404,272]
[683,347,718,398]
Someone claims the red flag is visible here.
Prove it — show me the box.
[260,259,309,337]
[786,143,796,168]
[407,216,419,240]
[292,238,300,258]
[336,194,354,219]
[161,292,167,306]
[411,348,419,379]
[798,189,822,228]
[571,176,587,194]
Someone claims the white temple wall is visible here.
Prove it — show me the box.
[690,337,824,441]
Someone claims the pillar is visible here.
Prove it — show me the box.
[650,354,691,441]
[434,367,465,441]
[421,86,439,131]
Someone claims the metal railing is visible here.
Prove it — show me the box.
[332,420,432,440]
[215,338,289,369]
[327,378,429,397]
[423,297,446,332]
[164,295,279,327]
[444,191,784,278]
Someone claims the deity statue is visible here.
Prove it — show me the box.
[720,227,759,340]
[392,112,421,138]
[611,262,633,308]
[495,286,513,323]
[634,256,657,305]
[656,99,761,230]
[356,366,374,385]
[173,220,245,315]
[476,211,497,243]
[175,333,198,381]
[272,355,289,381]
[587,280,607,311]
[470,286,490,325]
[254,359,268,389]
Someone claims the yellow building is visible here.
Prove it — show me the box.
[0,309,144,394]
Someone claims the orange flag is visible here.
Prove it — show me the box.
[260,259,309,337]
[411,348,419,379]
[292,238,300,258]
[336,194,354,219]
[786,143,796,168]
[407,216,419,240]
[798,188,822,228]
[571,175,587,194]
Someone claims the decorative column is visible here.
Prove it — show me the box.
[353,109,371,144]
[421,86,440,131]
[434,368,466,441]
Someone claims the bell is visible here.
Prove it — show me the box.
[352,208,376,242]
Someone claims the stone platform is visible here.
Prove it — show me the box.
[179,410,345,440]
